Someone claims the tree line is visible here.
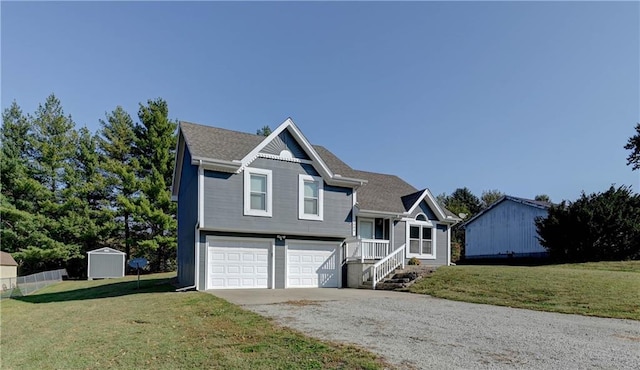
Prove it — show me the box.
[1,94,177,276]
[2,95,638,275]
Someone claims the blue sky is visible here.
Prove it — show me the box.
[2,1,639,202]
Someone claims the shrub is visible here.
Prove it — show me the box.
[451,242,462,262]
[535,185,640,262]
[408,257,421,266]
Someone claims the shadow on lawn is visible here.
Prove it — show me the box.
[15,277,176,304]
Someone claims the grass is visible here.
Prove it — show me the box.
[0,273,387,370]
[410,261,640,320]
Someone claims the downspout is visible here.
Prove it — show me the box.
[195,160,204,290]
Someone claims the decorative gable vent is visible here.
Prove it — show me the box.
[260,130,310,160]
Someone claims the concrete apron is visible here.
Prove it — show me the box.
[206,287,411,305]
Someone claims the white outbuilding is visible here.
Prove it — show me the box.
[463,196,551,260]
[87,247,126,280]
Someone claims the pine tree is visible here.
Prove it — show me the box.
[1,98,79,273]
[24,94,82,272]
[60,127,116,276]
[1,101,40,211]
[132,98,177,271]
[98,106,139,260]
[31,94,76,198]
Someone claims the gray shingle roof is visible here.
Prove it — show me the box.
[179,121,457,219]
[312,146,423,213]
[351,170,419,213]
[181,121,263,161]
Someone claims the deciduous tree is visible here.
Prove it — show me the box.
[481,189,504,209]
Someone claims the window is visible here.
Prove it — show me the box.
[406,217,435,258]
[299,174,323,220]
[244,168,272,217]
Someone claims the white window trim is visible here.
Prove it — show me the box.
[406,218,436,259]
[298,174,323,221]
[243,168,273,217]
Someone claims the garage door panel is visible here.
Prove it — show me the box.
[208,240,270,289]
[287,243,339,288]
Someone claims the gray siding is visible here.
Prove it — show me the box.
[203,158,352,237]
[177,149,198,287]
[274,239,286,289]
[434,224,449,265]
[393,220,406,250]
[465,200,548,258]
[198,232,208,289]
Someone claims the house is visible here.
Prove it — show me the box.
[463,196,551,260]
[171,118,461,290]
[0,251,18,290]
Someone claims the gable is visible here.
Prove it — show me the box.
[171,118,369,200]
[410,200,438,220]
[463,196,551,228]
[260,129,310,160]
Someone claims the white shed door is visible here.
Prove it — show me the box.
[287,243,339,288]
[208,240,269,289]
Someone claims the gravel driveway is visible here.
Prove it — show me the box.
[211,289,640,369]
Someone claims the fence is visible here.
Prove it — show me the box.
[0,268,68,299]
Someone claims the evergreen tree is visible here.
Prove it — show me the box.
[1,102,41,212]
[133,98,178,271]
[60,127,116,276]
[98,107,139,260]
[257,125,272,136]
[536,186,640,262]
[534,194,551,203]
[624,123,640,170]
[1,97,81,273]
[31,94,76,198]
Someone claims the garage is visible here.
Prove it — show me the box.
[287,242,339,288]
[207,239,270,289]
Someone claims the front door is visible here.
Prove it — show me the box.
[359,219,374,239]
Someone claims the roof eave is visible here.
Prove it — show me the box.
[192,156,242,173]
[357,209,407,218]
[326,175,368,188]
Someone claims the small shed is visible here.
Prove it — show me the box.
[463,196,551,260]
[87,247,126,280]
[0,251,18,290]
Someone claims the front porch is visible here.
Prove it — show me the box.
[342,237,406,289]
[343,238,392,262]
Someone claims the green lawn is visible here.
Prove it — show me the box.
[410,261,640,320]
[0,273,386,370]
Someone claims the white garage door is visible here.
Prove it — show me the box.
[208,240,270,289]
[287,243,339,288]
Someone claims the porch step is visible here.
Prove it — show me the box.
[366,266,438,291]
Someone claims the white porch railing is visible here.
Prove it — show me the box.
[343,238,390,262]
[372,245,405,289]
